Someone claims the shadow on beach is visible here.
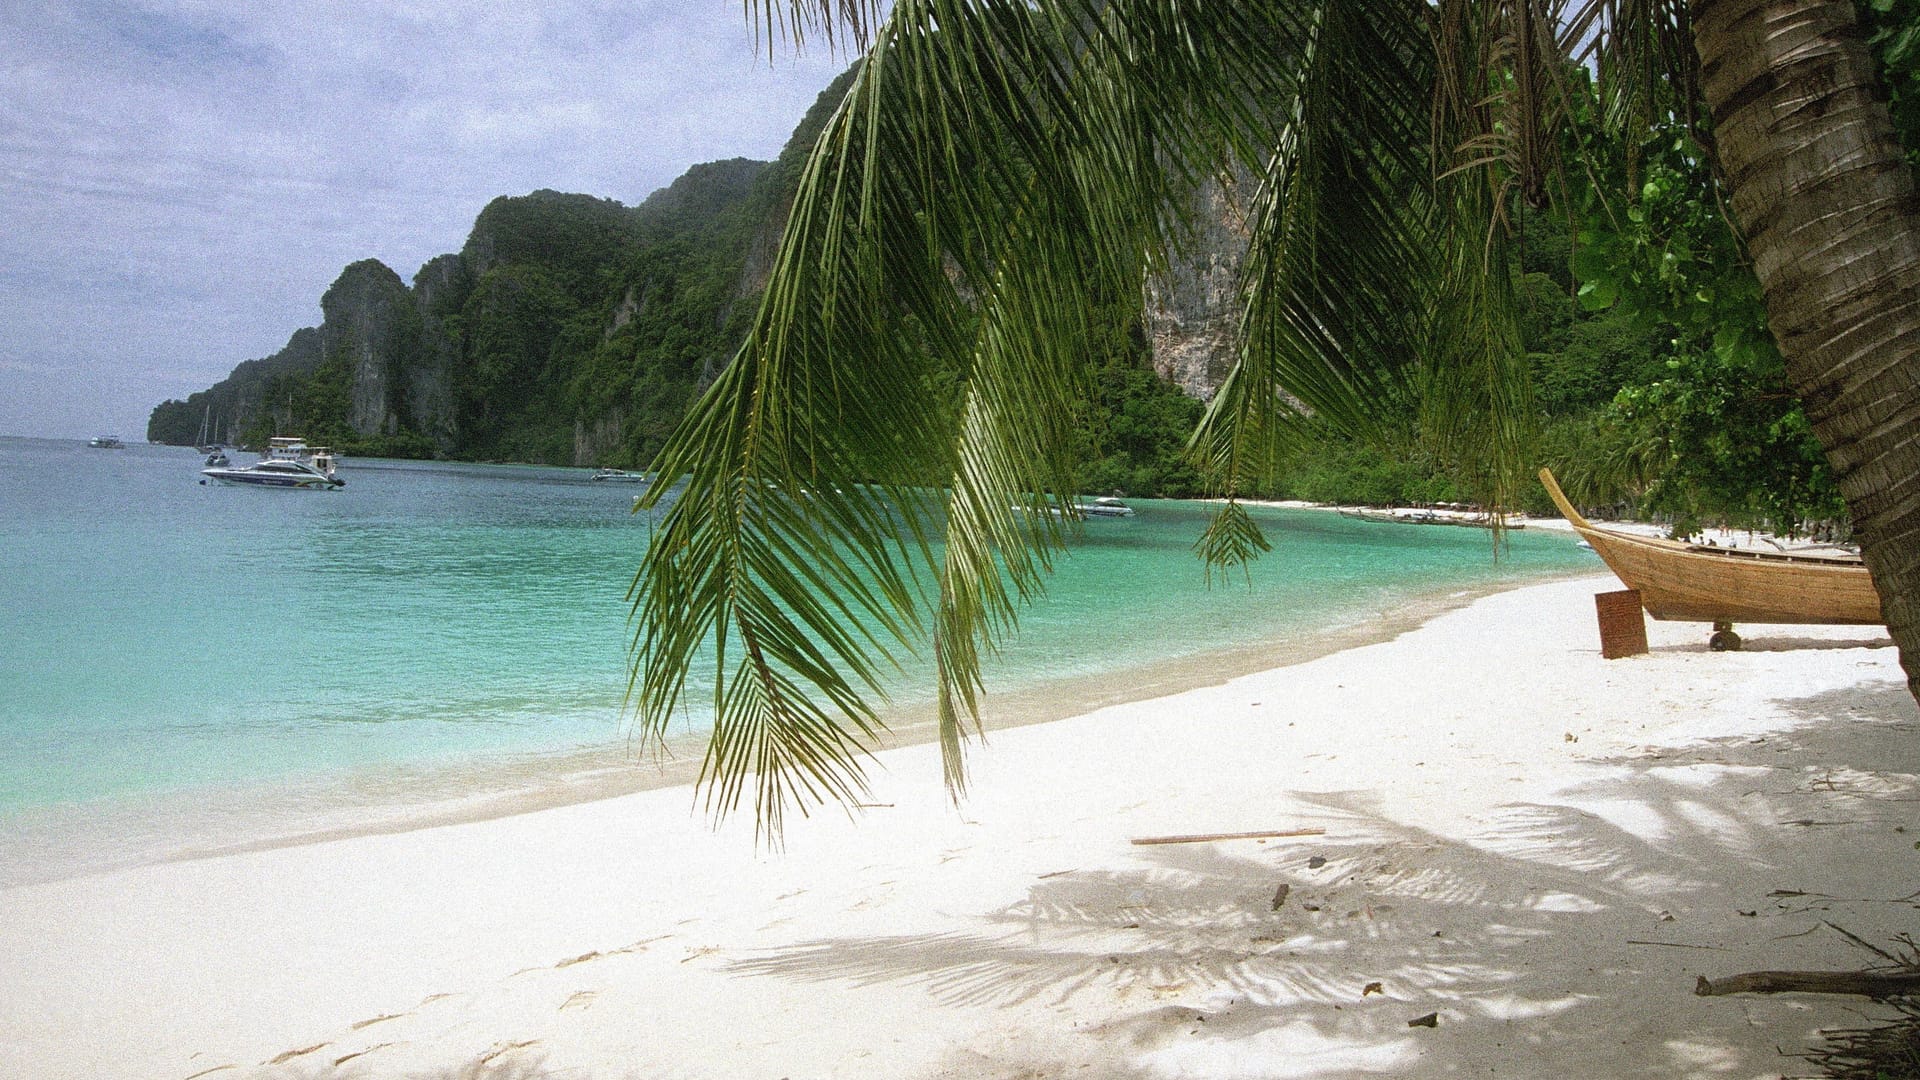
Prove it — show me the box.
[719,681,1920,1078]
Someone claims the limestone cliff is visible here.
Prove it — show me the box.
[146,63,1244,464]
[1143,172,1251,402]
[318,260,416,438]
[407,254,467,450]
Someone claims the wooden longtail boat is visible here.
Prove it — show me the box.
[1538,468,1883,628]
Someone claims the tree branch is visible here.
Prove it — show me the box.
[1695,970,1920,999]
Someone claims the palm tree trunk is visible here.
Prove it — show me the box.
[1689,0,1920,703]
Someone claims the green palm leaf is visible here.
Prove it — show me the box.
[633,1,1555,831]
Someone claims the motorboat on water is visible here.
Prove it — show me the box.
[88,435,124,449]
[1014,495,1137,519]
[202,436,344,489]
[203,446,230,466]
[589,467,648,483]
[202,457,344,489]
[202,456,345,488]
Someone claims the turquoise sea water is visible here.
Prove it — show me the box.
[0,436,1600,883]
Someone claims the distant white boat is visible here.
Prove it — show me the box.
[88,435,124,449]
[261,436,338,470]
[1015,496,1137,519]
[589,468,648,483]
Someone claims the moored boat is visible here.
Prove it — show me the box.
[589,468,648,483]
[1339,506,1522,529]
[261,437,338,474]
[1537,467,1880,628]
[202,457,344,489]
[88,435,124,449]
[202,436,344,489]
[200,453,343,488]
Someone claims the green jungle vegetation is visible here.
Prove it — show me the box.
[154,0,1918,534]
[1266,123,1845,535]
[1272,1,1920,537]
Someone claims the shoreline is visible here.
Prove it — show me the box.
[0,558,1597,890]
[3,572,1912,1079]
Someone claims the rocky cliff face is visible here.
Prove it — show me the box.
[572,409,626,467]
[1143,172,1252,401]
[407,254,467,451]
[150,63,1246,462]
[319,260,415,438]
[226,326,323,437]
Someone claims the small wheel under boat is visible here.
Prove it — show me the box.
[1709,621,1742,652]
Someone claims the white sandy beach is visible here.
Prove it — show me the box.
[3,572,1916,1080]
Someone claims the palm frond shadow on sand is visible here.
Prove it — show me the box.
[724,681,1920,1077]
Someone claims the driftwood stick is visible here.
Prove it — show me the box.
[1695,970,1920,999]
[1130,828,1326,846]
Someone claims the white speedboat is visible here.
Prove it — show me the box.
[202,457,344,489]
[202,436,344,489]
[1015,495,1136,519]
[88,435,124,449]
[589,467,648,483]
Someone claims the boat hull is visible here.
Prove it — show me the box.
[202,468,342,490]
[1539,469,1881,626]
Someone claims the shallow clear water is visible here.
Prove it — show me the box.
[0,436,1600,882]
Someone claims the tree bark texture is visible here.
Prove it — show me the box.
[1690,0,1920,703]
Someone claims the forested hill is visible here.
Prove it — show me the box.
[147,71,851,470]
[148,53,1848,526]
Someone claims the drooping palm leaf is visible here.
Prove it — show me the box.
[633,1,1565,831]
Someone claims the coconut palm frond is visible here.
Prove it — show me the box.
[1566,0,1702,141]
[1425,1,1540,517]
[1432,0,1558,212]
[1188,0,1544,543]
[634,0,1319,829]
[637,1,1590,830]
[744,0,890,56]
[1190,1,1437,520]
[1192,499,1273,586]
[930,253,1108,797]
[924,2,1317,791]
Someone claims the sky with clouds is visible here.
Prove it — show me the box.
[1,1,853,440]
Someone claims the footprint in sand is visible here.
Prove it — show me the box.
[560,990,597,1012]
[476,1039,541,1067]
[332,1042,396,1067]
[265,1042,328,1065]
